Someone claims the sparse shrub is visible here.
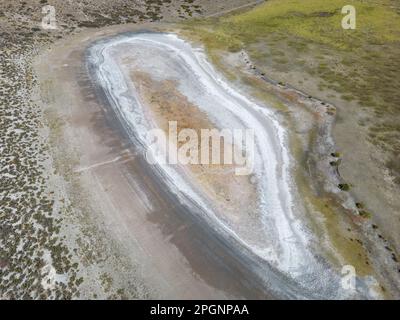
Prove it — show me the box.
[359,211,372,219]
[338,183,350,191]
[355,202,364,209]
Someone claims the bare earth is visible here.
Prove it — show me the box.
[2,0,399,299]
[34,23,274,299]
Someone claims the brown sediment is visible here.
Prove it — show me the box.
[131,70,259,221]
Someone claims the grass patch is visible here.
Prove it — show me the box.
[223,0,400,48]
[184,0,400,49]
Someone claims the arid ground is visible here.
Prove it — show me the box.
[0,0,399,299]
